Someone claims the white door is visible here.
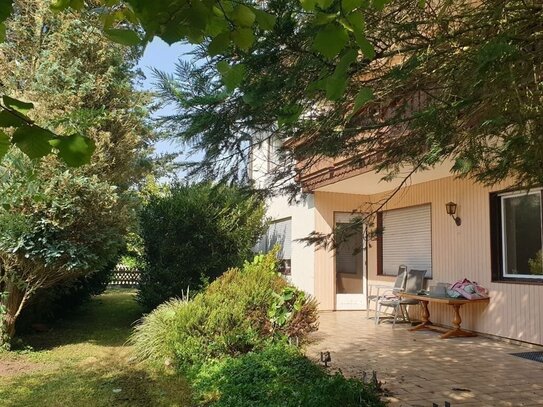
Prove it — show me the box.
[334,213,366,310]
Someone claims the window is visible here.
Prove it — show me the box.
[491,190,543,281]
[378,204,432,277]
[258,218,292,275]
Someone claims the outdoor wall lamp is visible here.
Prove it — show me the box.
[445,202,461,226]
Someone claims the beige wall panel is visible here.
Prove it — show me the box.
[313,176,543,345]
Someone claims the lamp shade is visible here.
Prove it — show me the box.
[445,201,457,215]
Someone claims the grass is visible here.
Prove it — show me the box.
[0,290,191,407]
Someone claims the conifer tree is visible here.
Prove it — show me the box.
[0,0,154,346]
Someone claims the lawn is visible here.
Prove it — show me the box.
[0,290,191,407]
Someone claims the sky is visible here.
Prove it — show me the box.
[136,38,194,158]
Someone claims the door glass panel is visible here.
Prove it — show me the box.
[335,223,363,294]
[502,193,543,276]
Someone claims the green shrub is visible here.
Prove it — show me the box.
[191,343,386,407]
[137,182,266,311]
[0,154,130,346]
[131,251,318,369]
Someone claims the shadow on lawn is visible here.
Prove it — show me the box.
[0,364,191,407]
[16,290,144,350]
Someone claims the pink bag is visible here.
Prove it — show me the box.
[447,278,489,300]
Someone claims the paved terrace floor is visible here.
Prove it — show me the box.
[307,311,543,407]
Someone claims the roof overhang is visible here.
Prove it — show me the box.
[308,159,455,195]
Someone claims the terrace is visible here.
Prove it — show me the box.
[308,311,543,407]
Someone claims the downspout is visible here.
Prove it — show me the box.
[365,224,369,309]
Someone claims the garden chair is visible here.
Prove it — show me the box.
[375,269,427,327]
[367,265,407,321]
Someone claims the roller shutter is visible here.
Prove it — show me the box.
[263,218,292,260]
[382,205,432,277]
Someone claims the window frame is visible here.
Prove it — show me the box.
[490,188,543,284]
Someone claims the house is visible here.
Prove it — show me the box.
[251,137,543,346]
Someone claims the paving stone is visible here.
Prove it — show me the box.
[307,311,543,407]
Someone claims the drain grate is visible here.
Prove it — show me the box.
[510,351,543,363]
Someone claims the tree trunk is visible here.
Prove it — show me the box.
[0,283,25,349]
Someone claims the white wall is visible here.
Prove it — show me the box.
[249,137,316,296]
[265,194,316,296]
[249,135,273,190]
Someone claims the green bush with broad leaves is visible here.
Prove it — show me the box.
[137,182,266,311]
[131,251,319,369]
[191,343,386,407]
[0,152,129,347]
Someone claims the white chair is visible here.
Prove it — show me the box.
[367,265,407,320]
[376,269,427,327]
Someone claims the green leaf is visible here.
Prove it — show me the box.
[342,0,363,13]
[184,3,211,31]
[253,9,276,31]
[231,4,255,27]
[2,96,34,115]
[216,60,230,74]
[354,32,375,60]
[335,48,358,74]
[217,62,246,92]
[12,125,54,159]
[207,16,229,36]
[326,74,348,101]
[347,10,365,32]
[69,0,85,10]
[372,0,390,11]
[0,110,26,128]
[217,0,234,14]
[208,32,231,56]
[0,0,13,22]
[313,13,337,26]
[313,23,348,60]
[316,0,334,9]
[351,87,374,115]
[232,28,254,51]
[0,131,9,160]
[104,29,141,46]
[50,134,96,167]
[300,0,317,11]
[324,48,357,101]
[225,64,246,91]
[417,0,426,8]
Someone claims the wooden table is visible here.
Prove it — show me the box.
[399,293,490,339]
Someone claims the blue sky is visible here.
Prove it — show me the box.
[137,38,193,157]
